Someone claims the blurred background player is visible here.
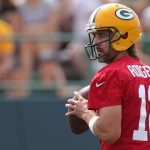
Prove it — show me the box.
[0,19,15,93]
[58,0,101,80]
[8,0,68,98]
[0,0,21,32]
[135,5,150,66]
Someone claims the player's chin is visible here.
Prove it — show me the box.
[97,57,105,63]
[98,54,112,63]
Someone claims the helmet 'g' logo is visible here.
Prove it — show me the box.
[115,8,134,20]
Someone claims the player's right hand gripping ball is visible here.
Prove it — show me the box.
[68,85,90,134]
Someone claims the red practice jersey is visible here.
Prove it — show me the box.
[88,55,150,150]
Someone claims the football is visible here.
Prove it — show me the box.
[68,85,90,134]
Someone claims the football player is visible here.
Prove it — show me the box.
[65,3,150,150]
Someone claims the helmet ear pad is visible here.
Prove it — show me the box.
[112,27,141,51]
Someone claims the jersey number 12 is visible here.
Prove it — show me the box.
[133,84,150,141]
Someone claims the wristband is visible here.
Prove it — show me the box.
[88,116,99,135]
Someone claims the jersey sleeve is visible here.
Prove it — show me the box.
[88,69,123,110]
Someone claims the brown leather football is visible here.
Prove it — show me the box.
[68,85,90,134]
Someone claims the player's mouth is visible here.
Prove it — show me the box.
[96,47,104,56]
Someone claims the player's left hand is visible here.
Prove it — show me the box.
[65,91,88,120]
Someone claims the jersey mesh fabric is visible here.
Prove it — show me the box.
[88,55,150,150]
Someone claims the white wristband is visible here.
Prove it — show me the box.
[88,116,99,135]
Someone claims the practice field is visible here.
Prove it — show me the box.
[0,94,99,150]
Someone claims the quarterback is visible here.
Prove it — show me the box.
[65,3,150,150]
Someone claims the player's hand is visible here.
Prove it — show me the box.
[65,91,88,119]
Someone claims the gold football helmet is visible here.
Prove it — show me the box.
[85,3,141,60]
